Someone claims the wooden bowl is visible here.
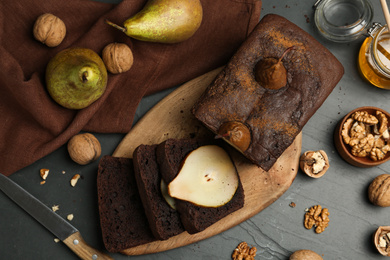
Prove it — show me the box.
[334,106,390,168]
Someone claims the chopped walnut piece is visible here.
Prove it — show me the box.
[378,230,390,254]
[232,242,257,260]
[351,134,375,157]
[375,135,386,148]
[40,168,49,180]
[352,111,379,125]
[310,152,325,174]
[370,145,390,161]
[341,118,354,145]
[289,202,296,208]
[377,111,389,134]
[304,205,329,234]
[70,174,81,187]
[350,121,367,141]
[383,129,390,141]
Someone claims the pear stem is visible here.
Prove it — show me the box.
[215,133,230,139]
[278,46,295,63]
[105,19,126,33]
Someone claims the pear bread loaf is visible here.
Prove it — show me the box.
[156,138,245,234]
[191,14,344,171]
[97,155,156,252]
[133,144,185,240]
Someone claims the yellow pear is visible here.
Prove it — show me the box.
[106,0,203,44]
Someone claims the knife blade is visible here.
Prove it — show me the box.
[0,173,113,260]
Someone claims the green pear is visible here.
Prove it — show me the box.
[46,48,108,110]
[106,0,203,44]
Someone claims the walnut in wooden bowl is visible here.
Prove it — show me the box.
[334,106,390,167]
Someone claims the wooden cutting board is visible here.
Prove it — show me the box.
[112,67,302,255]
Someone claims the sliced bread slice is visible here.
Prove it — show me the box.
[133,144,185,240]
[97,155,156,252]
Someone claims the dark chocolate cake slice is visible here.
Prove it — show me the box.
[133,144,185,240]
[97,155,156,252]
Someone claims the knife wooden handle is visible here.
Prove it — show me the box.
[63,231,113,260]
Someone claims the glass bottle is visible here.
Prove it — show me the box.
[358,23,390,89]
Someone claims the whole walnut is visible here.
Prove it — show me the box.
[289,249,323,260]
[33,13,66,47]
[102,43,134,74]
[368,174,390,207]
[67,133,101,165]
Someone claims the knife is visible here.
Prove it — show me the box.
[0,173,113,260]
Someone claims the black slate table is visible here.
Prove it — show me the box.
[1,0,390,259]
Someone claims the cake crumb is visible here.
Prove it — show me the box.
[289,202,296,208]
[54,238,60,243]
[40,168,49,180]
[67,214,74,221]
[70,174,81,187]
[52,205,60,212]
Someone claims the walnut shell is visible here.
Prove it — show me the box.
[67,133,101,165]
[102,43,134,74]
[368,174,390,207]
[33,13,66,47]
[299,150,329,178]
[289,249,323,260]
[373,226,390,256]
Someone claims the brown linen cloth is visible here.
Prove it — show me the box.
[0,0,262,176]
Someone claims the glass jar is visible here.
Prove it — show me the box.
[314,0,373,42]
[358,24,390,89]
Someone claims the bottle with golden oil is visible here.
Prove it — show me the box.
[358,23,390,89]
